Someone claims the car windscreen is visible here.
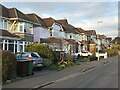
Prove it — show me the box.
[31,53,40,58]
[82,52,87,53]
[16,53,29,58]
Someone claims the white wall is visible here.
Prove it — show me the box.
[82,34,87,41]
[33,27,50,43]
[52,23,65,38]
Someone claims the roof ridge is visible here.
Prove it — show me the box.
[34,14,40,23]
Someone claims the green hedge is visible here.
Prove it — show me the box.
[2,50,17,83]
[106,44,120,57]
[25,44,55,60]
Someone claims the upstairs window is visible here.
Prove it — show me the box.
[4,20,7,30]
[70,35,72,39]
[50,31,52,36]
[0,19,8,30]
[19,25,23,32]
[0,19,3,29]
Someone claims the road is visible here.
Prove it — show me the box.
[3,56,119,89]
[43,56,119,88]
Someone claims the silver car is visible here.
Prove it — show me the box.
[16,52,44,68]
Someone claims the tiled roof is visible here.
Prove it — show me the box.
[89,39,95,44]
[81,40,88,44]
[40,37,62,43]
[57,19,79,34]
[64,39,76,44]
[106,37,112,41]
[42,17,55,27]
[76,28,85,34]
[8,8,33,22]
[56,19,68,25]
[26,13,47,27]
[0,4,9,18]
[0,29,20,38]
[99,35,106,39]
[85,30,96,36]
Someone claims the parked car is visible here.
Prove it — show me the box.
[96,50,107,60]
[74,51,92,57]
[15,52,44,68]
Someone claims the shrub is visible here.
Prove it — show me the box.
[48,64,60,71]
[81,57,90,62]
[43,58,53,67]
[64,53,73,61]
[2,50,17,83]
[25,44,55,60]
[106,47,119,57]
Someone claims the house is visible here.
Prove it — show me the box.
[96,34,102,52]
[43,17,65,38]
[26,13,50,43]
[106,37,112,49]
[85,30,97,53]
[99,35,107,49]
[0,5,21,53]
[75,28,89,52]
[112,37,120,44]
[41,17,68,53]
[7,7,36,52]
[76,28,87,52]
[57,19,81,54]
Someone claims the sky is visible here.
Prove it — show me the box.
[0,1,119,39]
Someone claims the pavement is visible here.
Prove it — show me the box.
[2,56,119,89]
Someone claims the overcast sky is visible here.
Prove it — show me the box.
[1,1,118,39]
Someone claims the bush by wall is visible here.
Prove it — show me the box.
[25,44,55,60]
[2,50,17,83]
[106,44,120,57]
[64,53,73,62]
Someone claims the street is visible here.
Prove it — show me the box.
[3,56,119,89]
[43,56,118,88]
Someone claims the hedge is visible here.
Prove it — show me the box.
[25,44,55,60]
[2,50,17,83]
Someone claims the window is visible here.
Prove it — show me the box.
[19,25,23,32]
[0,19,3,29]
[24,29,27,33]
[5,44,7,50]
[0,44,3,49]
[31,53,39,58]
[50,31,52,36]
[9,44,14,52]
[4,20,7,30]
[70,35,72,39]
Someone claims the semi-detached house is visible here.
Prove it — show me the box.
[0,5,36,52]
[26,13,50,43]
[41,17,67,52]
[76,28,88,51]
[85,30,97,53]
[0,5,21,53]
[57,19,81,54]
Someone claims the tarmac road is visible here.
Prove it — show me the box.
[43,56,119,88]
